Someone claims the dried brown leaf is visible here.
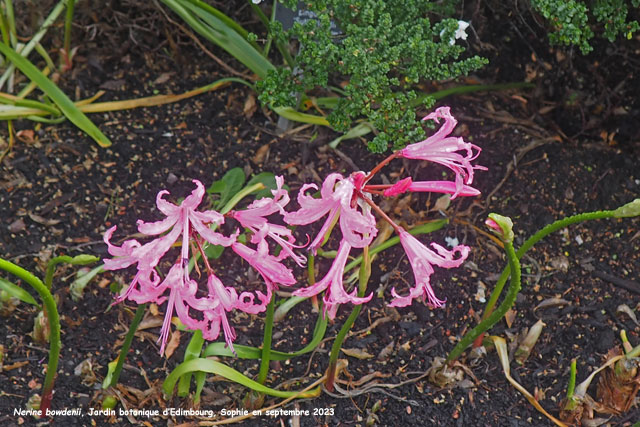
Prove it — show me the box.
[342,348,374,360]
[28,212,62,226]
[164,329,181,358]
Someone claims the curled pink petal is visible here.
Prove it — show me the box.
[399,107,486,196]
[285,173,377,252]
[294,240,372,319]
[389,229,469,308]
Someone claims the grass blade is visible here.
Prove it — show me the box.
[0,41,111,147]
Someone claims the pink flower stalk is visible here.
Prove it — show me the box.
[389,229,469,308]
[398,106,486,198]
[231,176,306,266]
[232,241,296,314]
[284,172,378,252]
[382,177,480,198]
[103,180,238,353]
[293,240,373,319]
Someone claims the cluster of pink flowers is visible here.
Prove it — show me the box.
[103,106,485,354]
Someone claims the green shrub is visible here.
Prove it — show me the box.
[531,0,640,53]
[257,1,487,153]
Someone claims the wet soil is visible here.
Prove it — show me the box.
[1,1,639,426]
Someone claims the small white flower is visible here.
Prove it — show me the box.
[252,0,262,4]
[444,236,460,248]
[441,20,470,46]
[454,20,470,44]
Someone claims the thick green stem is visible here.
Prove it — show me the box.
[480,210,616,332]
[0,258,60,413]
[566,359,577,399]
[104,303,146,389]
[257,295,275,385]
[63,1,75,52]
[325,302,362,392]
[325,246,370,391]
[447,237,520,362]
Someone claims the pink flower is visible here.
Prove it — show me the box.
[398,107,486,198]
[293,240,372,319]
[284,173,377,252]
[231,241,296,313]
[389,229,469,308]
[103,180,235,298]
[383,177,480,198]
[103,180,238,353]
[231,176,306,266]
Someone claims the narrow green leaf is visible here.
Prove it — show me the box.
[203,313,327,360]
[163,358,320,399]
[159,0,273,79]
[0,277,38,305]
[178,329,204,397]
[0,42,111,147]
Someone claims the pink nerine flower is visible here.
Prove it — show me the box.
[103,180,238,353]
[231,176,306,266]
[382,177,480,198]
[293,240,373,319]
[284,173,377,316]
[284,172,378,252]
[398,107,486,198]
[152,264,239,355]
[232,241,296,314]
[389,229,469,308]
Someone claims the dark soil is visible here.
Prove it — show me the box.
[1,1,639,426]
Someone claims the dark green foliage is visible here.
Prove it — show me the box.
[257,0,487,153]
[531,0,639,54]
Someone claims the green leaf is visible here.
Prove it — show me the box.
[101,359,119,390]
[247,172,278,198]
[207,179,226,194]
[203,311,327,360]
[203,244,225,259]
[219,168,245,207]
[208,167,245,208]
[0,42,112,147]
[70,264,104,302]
[178,329,204,398]
[0,277,38,305]
[159,0,274,79]
[163,358,320,399]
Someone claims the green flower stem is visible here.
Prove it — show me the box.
[480,210,616,331]
[62,0,76,62]
[325,246,371,392]
[0,258,60,413]
[446,237,520,362]
[563,359,579,411]
[566,359,577,398]
[257,295,275,385]
[4,0,16,46]
[103,303,146,389]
